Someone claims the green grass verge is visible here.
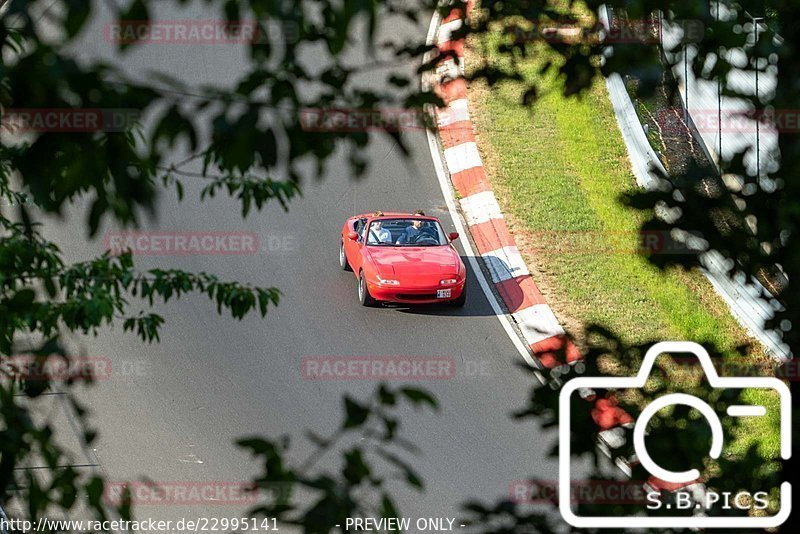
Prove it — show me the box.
[467,32,779,458]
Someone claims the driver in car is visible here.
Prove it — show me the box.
[396,217,434,244]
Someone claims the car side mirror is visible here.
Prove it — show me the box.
[347,231,359,241]
[448,232,459,241]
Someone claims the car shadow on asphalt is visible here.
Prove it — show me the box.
[383,255,516,317]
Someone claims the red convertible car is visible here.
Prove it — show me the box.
[339,212,467,307]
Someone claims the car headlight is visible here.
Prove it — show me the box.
[440,278,458,285]
[378,277,400,285]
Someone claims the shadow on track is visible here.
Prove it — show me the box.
[374,255,517,318]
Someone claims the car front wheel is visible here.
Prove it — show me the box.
[358,273,377,307]
[451,283,467,307]
[339,240,352,271]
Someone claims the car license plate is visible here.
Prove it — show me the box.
[437,289,452,299]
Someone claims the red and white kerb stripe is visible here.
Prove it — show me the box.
[432,0,580,369]
[584,389,705,500]
[431,0,705,504]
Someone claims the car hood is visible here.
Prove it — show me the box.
[366,246,461,277]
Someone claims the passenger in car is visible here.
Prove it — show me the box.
[368,219,392,244]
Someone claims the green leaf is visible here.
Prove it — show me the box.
[388,74,410,87]
[117,0,150,51]
[378,384,396,406]
[380,493,400,519]
[8,288,35,310]
[224,0,241,25]
[343,396,370,429]
[342,448,370,484]
[376,449,424,490]
[399,387,438,411]
[237,437,279,455]
[64,0,92,38]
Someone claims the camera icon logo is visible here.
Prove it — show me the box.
[559,341,792,529]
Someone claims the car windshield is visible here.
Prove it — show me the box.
[365,218,448,246]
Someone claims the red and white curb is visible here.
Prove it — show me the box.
[429,1,580,370]
[424,0,706,508]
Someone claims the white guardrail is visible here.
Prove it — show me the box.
[599,5,791,361]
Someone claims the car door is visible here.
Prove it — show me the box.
[343,218,365,273]
[352,222,369,274]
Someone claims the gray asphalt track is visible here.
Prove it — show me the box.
[28,0,558,529]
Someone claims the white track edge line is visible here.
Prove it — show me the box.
[424,7,544,381]
[424,8,684,504]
